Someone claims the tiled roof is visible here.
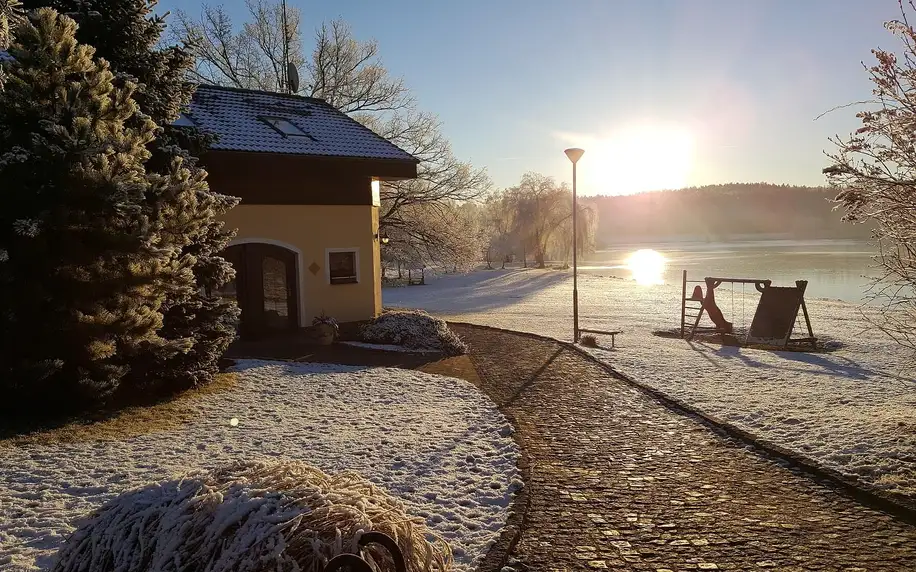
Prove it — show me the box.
[182,85,418,163]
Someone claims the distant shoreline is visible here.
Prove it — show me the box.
[595,235,874,247]
[587,183,874,245]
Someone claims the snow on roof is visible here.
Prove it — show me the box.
[182,85,418,163]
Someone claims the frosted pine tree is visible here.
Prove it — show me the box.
[0,0,23,91]
[0,1,23,49]
[23,0,241,394]
[0,8,198,407]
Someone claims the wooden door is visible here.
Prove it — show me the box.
[220,243,299,339]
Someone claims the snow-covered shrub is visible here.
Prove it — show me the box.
[361,310,468,355]
[52,460,452,572]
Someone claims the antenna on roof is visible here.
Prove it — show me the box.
[281,0,295,94]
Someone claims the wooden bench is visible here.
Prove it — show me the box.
[579,328,623,348]
[406,267,425,286]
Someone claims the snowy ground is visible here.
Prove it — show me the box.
[0,360,520,571]
[385,269,916,499]
[340,341,438,353]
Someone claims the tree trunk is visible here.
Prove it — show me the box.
[397,260,403,279]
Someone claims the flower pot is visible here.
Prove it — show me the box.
[310,322,337,345]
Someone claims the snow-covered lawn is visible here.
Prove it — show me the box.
[0,360,520,572]
[340,341,439,353]
[385,269,916,499]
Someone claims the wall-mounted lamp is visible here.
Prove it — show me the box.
[375,231,390,245]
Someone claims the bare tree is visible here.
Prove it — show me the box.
[174,4,409,111]
[509,173,575,268]
[554,200,597,266]
[479,193,501,268]
[359,109,489,247]
[433,202,483,272]
[174,0,300,92]
[492,173,597,269]
[482,190,521,268]
[308,20,409,113]
[243,0,303,92]
[380,199,483,271]
[824,0,916,351]
[173,1,488,267]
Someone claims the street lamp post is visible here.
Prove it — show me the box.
[564,147,584,342]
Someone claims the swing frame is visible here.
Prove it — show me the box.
[681,270,770,340]
[680,270,817,349]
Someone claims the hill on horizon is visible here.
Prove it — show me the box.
[586,182,872,245]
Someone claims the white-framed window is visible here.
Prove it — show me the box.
[260,116,308,137]
[326,248,360,285]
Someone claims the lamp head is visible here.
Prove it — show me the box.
[564,148,585,164]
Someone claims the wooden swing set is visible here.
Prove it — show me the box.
[680,270,817,348]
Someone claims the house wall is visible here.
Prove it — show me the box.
[221,204,382,325]
[201,151,416,204]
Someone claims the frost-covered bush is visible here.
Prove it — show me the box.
[361,310,468,356]
[52,460,453,572]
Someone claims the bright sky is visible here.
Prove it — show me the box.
[156,0,901,195]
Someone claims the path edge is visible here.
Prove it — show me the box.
[450,321,916,528]
[471,406,532,572]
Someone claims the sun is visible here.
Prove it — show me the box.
[627,249,666,285]
[583,125,695,195]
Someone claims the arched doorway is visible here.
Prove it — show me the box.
[218,242,300,339]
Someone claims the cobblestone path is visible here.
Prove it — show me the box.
[452,325,916,572]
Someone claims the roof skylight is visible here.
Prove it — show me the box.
[260,116,308,137]
[173,113,197,127]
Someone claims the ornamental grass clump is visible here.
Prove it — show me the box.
[360,310,468,355]
[52,460,453,572]
[579,334,599,348]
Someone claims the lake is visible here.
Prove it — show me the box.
[579,239,877,302]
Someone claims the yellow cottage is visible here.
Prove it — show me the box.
[182,85,418,339]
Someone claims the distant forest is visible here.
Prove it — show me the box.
[586,183,873,245]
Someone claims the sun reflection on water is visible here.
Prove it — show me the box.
[627,249,666,285]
